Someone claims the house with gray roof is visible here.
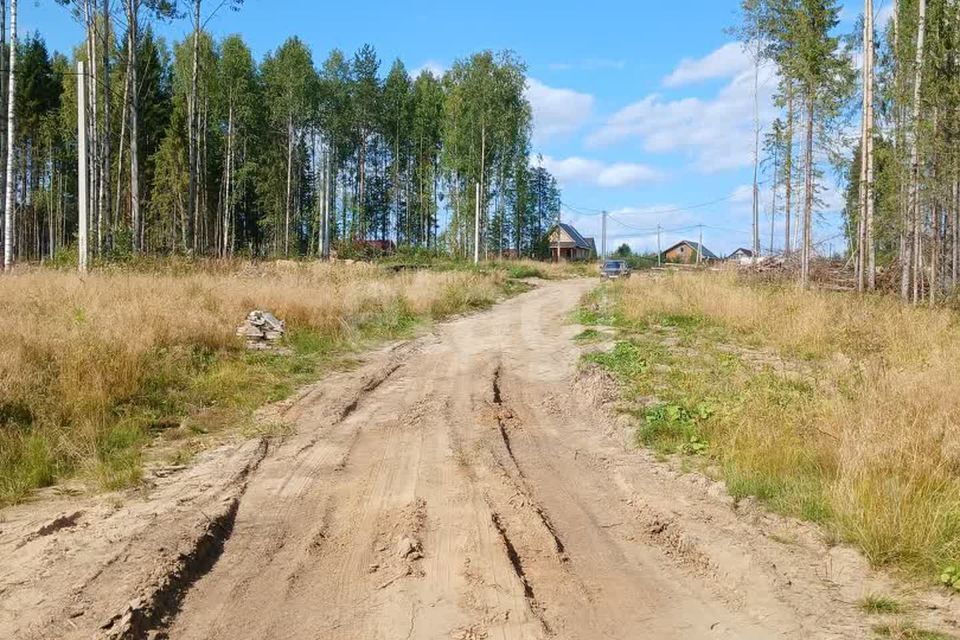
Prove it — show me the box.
[546,223,597,261]
[660,240,718,264]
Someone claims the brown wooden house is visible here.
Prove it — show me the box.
[660,240,718,264]
[546,223,597,261]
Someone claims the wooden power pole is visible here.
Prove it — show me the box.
[474,182,480,264]
[601,210,607,260]
[78,60,89,274]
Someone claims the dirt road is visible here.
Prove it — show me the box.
[2,279,952,639]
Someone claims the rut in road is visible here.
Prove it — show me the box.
[160,279,887,639]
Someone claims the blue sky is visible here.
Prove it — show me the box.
[26,0,880,256]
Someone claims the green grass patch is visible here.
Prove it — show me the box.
[506,264,546,279]
[574,328,604,343]
[860,595,906,615]
[873,623,954,639]
[583,341,650,380]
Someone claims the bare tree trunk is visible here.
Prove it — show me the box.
[200,99,208,251]
[223,100,233,258]
[857,0,869,292]
[784,85,794,256]
[0,0,6,255]
[953,178,959,289]
[126,0,140,253]
[2,0,16,271]
[479,121,485,261]
[83,0,101,256]
[284,116,293,256]
[101,0,112,252]
[114,62,128,224]
[751,36,761,258]
[769,142,779,255]
[905,0,926,301]
[865,0,876,290]
[801,94,815,287]
[186,0,200,253]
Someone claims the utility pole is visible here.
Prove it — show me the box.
[751,27,761,261]
[474,181,480,264]
[657,224,662,266]
[601,210,607,260]
[78,60,89,274]
[323,146,330,260]
[697,224,703,266]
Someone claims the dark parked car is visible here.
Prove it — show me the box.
[600,260,630,279]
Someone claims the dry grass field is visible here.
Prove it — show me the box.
[0,259,547,506]
[584,271,960,579]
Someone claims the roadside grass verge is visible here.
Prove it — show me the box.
[578,272,960,582]
[0,261,517,506]
[378,254,596,280]
[873,622,954,639]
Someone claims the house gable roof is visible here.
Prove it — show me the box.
[551,223,593,250]
[728,247,753,258]
[661,240,719,260]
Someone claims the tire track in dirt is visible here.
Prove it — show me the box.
[7,279,955,640]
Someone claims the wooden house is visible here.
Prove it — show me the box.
[546,223,597,261]
[660,240,718,264]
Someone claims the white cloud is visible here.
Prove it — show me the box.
[597,163,661,187]
[540,155,661,188]
[663,42,753,88]
[526,78,595,142]
[586,50,780,173]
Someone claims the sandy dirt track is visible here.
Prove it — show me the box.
[2,279,957,639]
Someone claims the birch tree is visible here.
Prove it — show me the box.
[2,0,16,272]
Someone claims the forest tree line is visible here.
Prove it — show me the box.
[0,0,563,268]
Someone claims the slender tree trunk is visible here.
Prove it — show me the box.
[857,4,869,292]
[223,100,234,257]
[953,178,958,289]
[126,0,140,253]
[101,0,111,252]
[751,36,761,259]
[2,0,16,271]
[114,62,128,223]
[186,0,200,253]
[865,0,876,290]
[84,0,101,256]
[784,85,794,256]
[801,94,815,287]
[284,115,293,256]
[770,143,778,255]
[0,0,5,254]
[479,121,485,260]
[905,0,926,301]
[357,131,366,239]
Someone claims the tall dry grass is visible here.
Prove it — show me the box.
[616,272,960,574]
[0,261,508,504]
